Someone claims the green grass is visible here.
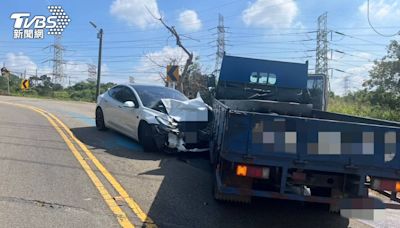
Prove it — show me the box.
[328,96,400,122]
[6,90,95,103]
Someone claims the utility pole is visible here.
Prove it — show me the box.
[214,14,226,77]
[315,12,329,110]
[1,63,10,95]
[90,21,103,100]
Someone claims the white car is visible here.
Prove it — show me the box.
[95,84,210,153]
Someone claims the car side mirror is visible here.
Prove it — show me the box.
[123,101,136,108]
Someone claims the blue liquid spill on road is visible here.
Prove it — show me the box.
[66,111,96,126]
[64,110,142,151]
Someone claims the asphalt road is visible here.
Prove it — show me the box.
[0,95,398,228]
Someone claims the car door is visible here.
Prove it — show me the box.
[114,86,141,139]
[102,86,122,128]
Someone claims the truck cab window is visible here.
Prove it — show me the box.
[259,72,268,84]
[249,72,277,85]
[250,72,258,83]
[268,73,277,85]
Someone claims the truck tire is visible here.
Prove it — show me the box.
[139,122,158,153]
[95,107,108,131]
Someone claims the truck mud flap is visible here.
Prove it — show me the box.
[214,166,251,203]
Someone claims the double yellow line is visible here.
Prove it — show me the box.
[0,101,156,228]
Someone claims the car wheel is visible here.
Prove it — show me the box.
[139,122,158,152]
[95,107,107,131]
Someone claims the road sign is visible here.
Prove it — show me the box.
[21,79,29,90]
[167,65,179,82]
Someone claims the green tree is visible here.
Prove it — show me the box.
[363,40,400,110]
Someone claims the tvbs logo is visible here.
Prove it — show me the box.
[11,6,70,39]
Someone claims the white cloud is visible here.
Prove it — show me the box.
[178,10,202,32]
[4,52,38,76]
[133,46,187,84]
[242,0,298,29]
[359,0,400,22]
[110,0,160,29]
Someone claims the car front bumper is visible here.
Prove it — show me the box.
[153,124,209,153]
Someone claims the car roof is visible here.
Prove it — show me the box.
[128,84,178,91]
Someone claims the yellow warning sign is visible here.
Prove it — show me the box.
[21,79,30,90]
[166,65,179,82]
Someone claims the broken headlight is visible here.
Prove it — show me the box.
[155,116,178,129]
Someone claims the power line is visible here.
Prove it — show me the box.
[331,30,387,46]
[366,0,400,37]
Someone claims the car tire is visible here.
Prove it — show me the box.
[139,122,158,152]
[95,107,107,131]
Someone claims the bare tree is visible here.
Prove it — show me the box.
[147,8,194,93]
[145,53,185,86]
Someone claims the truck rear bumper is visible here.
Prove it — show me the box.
[215,168,385,210]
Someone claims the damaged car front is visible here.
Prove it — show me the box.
[133,85,210,153]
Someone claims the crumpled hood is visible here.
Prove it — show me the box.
[160,97,208,122]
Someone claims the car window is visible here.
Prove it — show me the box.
[108,86,122,99]
[133,85,188,108]
[115,86,137,104]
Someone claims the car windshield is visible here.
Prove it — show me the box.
[133,85,188,108]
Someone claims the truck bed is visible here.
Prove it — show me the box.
[213,99,400,179]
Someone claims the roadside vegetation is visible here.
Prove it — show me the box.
[328,40,400,122]
[0,74,116,102]
[328,94,400,122]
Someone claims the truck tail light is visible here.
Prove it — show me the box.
[371,178,400,192]
[236,164,270,179]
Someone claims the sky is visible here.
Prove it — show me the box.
[1,0,400,95]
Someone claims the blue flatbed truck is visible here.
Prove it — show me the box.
[210,55,400,215]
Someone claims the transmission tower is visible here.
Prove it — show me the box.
[52,35,65,84]
[87,64,97,82]
[343,75,350,95]
[315,12,328,78]
[315,12,329,111]
[214,14,226,76]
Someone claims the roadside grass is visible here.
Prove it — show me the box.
[328,96,400,122]
[8,90,95,103]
